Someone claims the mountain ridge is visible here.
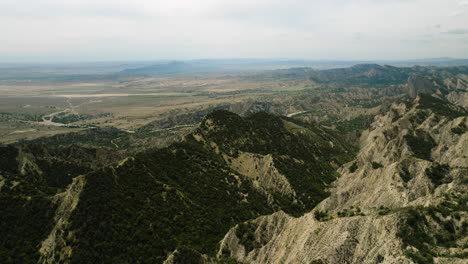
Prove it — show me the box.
[217,94,467,264]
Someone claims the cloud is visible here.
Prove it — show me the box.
[450,11,463,17]
[444,29,468,34]
[1,0,468,62]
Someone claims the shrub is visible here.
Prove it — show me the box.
[399,166,412,183]
[349,162,358,173]
[372,162,384,169]
[404,129,435,160]
[425,163,450,186]
[314,210,329,221]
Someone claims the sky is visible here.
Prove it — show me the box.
[1,0,468,62]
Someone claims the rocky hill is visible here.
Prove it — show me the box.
[0,111,354,263]
[217,95,467,264]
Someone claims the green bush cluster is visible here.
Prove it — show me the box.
[51,113,92,124]
[371,162,384,169]
[397,194,467,264]
[337,206,364,217]
[450,122,466,135]
[418,94,467,119]
[399,165,412,183]
[377,206,390,215]
[425,163,450,186]
[314,210,330,221]
[404,129,436,160]
[349,162,358,173]
[235,222,261,253]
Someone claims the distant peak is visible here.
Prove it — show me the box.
[351,63,382,68]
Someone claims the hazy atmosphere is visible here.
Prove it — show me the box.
[1,1,468,264]
[2,0,468,62]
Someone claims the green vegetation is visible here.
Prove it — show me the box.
[168,246,204,264]
[0,142,122,263]
[314,210,332,221]
[377,206,390,215]
[451,122,466,135]
[27,127,128,149]
[349,162,358,173]
[310,259,326,264]
[409,110,429,124]
[0,195,56,264]
[235,222,262,253]
[418,94,468,119]
[337,206,364,217]
[0,145,19,173]
[60,110,355,263]
[397,195,467,264]
[371,162,384,169]
[199,110,355,215]
[399,165,412,183]
[68,139,273,263]
[51,113,91,124]
[425,163,450,186]
[404,129,435,160]
[1,64,467,264]
[0,110,354,263]
[323,115,374,133]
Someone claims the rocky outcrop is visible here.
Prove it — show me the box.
[445,74,468,107]
[38,175,86,264]
[218,95,467,264]
[408,74,442,98]
[318,97,467,212]
[219,212,409,264]
[226,152,296,198]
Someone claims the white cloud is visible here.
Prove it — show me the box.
[1,0,468,62]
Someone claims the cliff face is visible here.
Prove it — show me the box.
[218,95,467,264]
[445,74,468,108]
[408,72,468,108]
[408,74,442,98]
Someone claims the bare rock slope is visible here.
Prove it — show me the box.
[219,95,467,264]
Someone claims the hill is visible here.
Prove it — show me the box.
[0,111,354,263]
[218,95,468,264]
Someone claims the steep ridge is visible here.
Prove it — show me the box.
[193,110,355,215]
[218,95,467,264]
[0,143,121,263]
[25,111,353,264]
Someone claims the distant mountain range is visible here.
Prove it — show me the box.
[116,58,468,77]
[2,58,468,80]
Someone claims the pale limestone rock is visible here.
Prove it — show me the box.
[226,152,296,197]
[38,175,86,264]
[219,97,467,264]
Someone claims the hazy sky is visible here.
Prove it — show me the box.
[1,0,468,62]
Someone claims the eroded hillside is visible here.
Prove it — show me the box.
[218,95,467,264]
